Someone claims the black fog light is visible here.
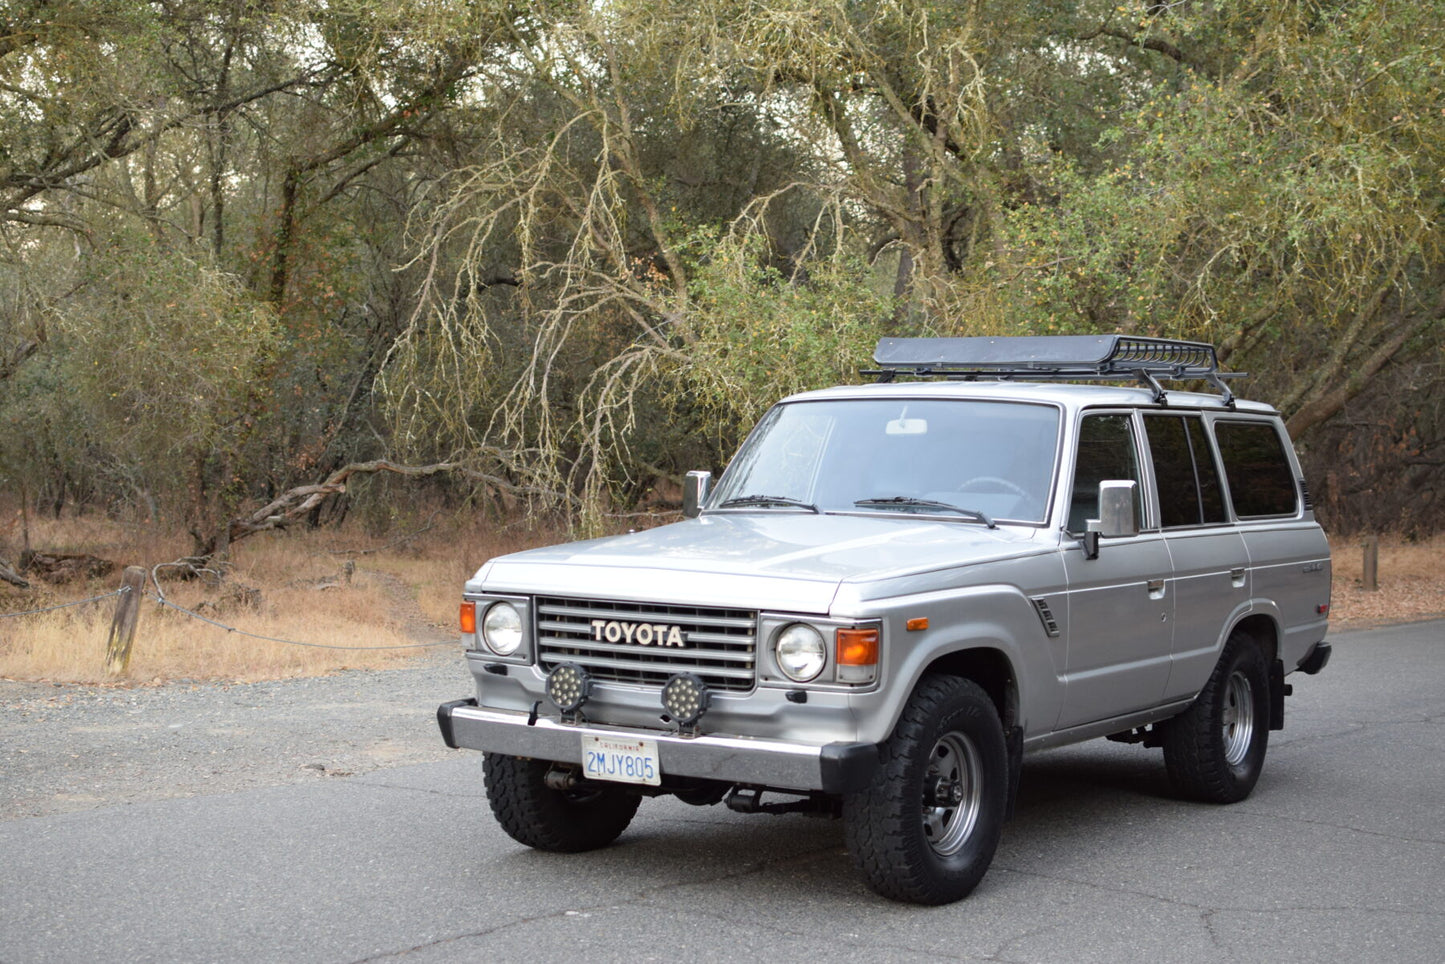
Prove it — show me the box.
[546,663,592,714]
[661,673,709,727]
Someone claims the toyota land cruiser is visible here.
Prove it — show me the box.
[437,335,1333,905]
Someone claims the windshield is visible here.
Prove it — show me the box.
[710,397,1061,525]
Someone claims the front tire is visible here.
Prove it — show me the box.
[1160,630,1270,803]
[843,675,1008,904]
[483,753,640,852]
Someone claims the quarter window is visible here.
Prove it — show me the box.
[1145,415,1226,528]
[1215,421,1298,518]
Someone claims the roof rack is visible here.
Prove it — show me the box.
[862,335,1245,406]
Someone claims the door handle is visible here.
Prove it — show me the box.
[1230,567,1247,587]
[1146,578,1166,598]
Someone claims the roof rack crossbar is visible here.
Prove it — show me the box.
[865,335,1243,405]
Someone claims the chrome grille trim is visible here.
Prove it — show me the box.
[536,596,758,692]
[539,602,756,630]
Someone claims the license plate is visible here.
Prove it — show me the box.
[581,735,661,786]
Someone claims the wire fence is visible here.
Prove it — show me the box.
[147,594,454,651]
[0,588,130,619]
[1,585,454,652]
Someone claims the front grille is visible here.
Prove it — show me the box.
[536,596,757,693]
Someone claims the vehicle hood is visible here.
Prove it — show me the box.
[474,513,1047,613]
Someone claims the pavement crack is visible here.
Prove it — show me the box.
[348,778,482,800]
[1228,804,1445,846]
[993,864,1445,921]
[344,842,841,963]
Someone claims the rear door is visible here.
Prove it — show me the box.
[1141,413,1250,701]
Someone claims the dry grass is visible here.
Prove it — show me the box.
[0,512,571,684]
[4,513,1439,682]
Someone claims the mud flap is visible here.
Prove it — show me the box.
[1004,725,1023,821]
[1268,660,1288,731]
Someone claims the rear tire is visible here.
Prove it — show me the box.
[843,675,1008,904]
[483,753,640,852]
[1160,630,1270,803]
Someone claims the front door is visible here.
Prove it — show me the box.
[1058,412,1173,729]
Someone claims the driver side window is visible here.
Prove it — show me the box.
[1068,413,1143,533]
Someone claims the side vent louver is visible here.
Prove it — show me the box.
[1031,597,1061,638]
[1299,478,1314,510]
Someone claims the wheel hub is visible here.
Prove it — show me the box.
[1221,669,1255,766]
[928,775,965,807]
[920,731,984,856]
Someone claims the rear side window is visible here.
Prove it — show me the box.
[1145,415,1226,528]
[1215,421,1298,518]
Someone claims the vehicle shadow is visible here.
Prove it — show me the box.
[1014,742,1179,812]
[474,743,1194,909]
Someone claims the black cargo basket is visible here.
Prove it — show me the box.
[863,335,1244,405]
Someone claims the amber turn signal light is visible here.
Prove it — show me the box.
[460,601,477,634]
[836,627,879,684]
[836,628,879,666]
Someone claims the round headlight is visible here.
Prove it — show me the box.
[481,602,524,655]
[775,623,826,682]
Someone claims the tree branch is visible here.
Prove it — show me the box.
[1077,26,1191,68]
[1285,290,1445,437]
[193,460,577,560]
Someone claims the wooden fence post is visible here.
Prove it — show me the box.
[1362,535,1379,592]
[105,566,147,677]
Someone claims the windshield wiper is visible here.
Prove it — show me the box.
[853,496,996,529]
[718,494,821,513]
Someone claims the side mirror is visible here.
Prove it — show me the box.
[1082,480,1138,559]
[682,470,712,518]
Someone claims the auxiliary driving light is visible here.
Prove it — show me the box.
[661,673,709,727]
[545,663,592,714]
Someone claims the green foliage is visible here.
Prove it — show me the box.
[680,228,894,432]
[988,1,1444,421]
[1,0,1442,535]
[1,230,280,525]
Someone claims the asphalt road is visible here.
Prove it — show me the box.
[2,620,1442,963]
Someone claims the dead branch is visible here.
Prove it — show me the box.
[187,459,578,561]
[1,338,39,381]
[0,556,29,589]
[17,550,115,585]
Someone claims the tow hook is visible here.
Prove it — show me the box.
[544,766,581,791]
[725,787,838,817]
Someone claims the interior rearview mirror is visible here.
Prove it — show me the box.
[885,417,928,435]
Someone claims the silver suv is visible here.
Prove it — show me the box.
[437,335,1333,905]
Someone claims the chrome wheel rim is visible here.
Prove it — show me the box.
[1221,670,1255,766]
[921,731,982,856]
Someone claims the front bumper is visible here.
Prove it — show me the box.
[437,698,878,795]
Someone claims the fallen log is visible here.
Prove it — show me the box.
[188,459,576,559]
[18,550,116,584]
[0,556,29,589]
